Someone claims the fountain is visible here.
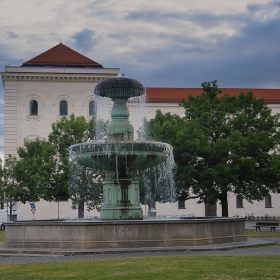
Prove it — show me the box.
[69,77,174,220]
[3,77,247,250]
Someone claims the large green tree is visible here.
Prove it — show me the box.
[8,114,107,218]
[146,81,280,216]
[1,155,22,216]
[48,114,107,217]
[11,138,65,202]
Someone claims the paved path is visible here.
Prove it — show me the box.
[0,238,279,264]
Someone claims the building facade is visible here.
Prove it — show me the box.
[1,43,280,220]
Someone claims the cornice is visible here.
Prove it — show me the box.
[1,73,110,83]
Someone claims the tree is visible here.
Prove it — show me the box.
[7,114,107,218]
[1,156,20,216]
[146,81,280,216]
[48,114,92,203]
[69,161,103,218]
[12,138,65,202]
[48,114,107,217]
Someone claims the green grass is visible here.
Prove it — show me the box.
[0,230,5,242]
[0,255,280,279]
[0,229,279,279]
[245,229,280,238]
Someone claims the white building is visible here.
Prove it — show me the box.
[1,43,280,220]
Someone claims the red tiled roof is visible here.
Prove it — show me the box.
[146,87,280,104]
[22,43,102,67]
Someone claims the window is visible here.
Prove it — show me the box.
[30,100,38,115]
[178,199,185,209]
[265,195,272,208]
[60,100,68,116]
[236,195,243,208]
[89,100,96,116]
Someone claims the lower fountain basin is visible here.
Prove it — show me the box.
[4,218,246,249]
[69,141,172,171]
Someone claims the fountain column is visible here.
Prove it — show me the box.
[94,78,146,220]
[101,175,143,220]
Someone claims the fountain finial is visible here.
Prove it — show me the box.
[94,77,146,142]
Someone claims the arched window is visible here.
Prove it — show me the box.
[265,195,272,208]
[60,100,68,116]
[30,100,38,115]
[89,100,96,116]
[236,195,243,208]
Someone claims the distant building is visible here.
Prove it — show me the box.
[1,43,280,220]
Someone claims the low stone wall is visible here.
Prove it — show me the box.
[4,218,246,249]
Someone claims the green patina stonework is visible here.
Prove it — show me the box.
[70,78,170,220]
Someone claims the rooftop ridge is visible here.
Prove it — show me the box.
[22,43,102,68]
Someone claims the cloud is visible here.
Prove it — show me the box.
[1,0,280,160]
[107,33,128,40]
[71,28,98,53]
[6,31,19,39]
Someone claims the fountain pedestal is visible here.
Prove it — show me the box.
[101,178,143,220]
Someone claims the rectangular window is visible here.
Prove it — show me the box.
[178,199,185,209]
[236,195,243,208]
[265,195,272,208]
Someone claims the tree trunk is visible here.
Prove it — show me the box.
[9,204,13,216]
[78,202,84,218]
[220,191,228,217]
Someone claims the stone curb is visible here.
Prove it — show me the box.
[0,238,275,256]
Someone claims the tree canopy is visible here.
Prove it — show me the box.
[145,81,280,216]
[13,138,63,202]
[4,114,107,218]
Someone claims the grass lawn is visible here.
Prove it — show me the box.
[0,230,5,242]
[0,229,279,279]
[0,255,280,279]
[245,229,280,238]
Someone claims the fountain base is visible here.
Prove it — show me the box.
[101,178,144,220]
[4,218,246,249]
[101,207,143,220]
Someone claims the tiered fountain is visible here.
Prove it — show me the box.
[69,77,174,220]
[3,77,246,250]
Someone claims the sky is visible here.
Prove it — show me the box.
[0,0,280,160]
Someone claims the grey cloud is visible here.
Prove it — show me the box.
[124,1,280,34]
[124,48,280,89]
[71,28,98,53]
[84,0,115,17]
[125,11,161,21]
[218,13,280,57]
[241,17,280,40]
[125,10,246,29]
[6,31,19,39]
[247,1,280,12]
[107,33,128,40]
[271,1,280,7]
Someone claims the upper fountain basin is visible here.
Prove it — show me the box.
[94,77,145,99]
[69,141,172,171]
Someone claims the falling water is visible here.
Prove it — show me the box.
[69,77,176,219]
